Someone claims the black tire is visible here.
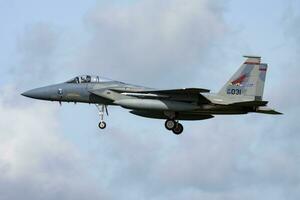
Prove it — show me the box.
[98,122,106,129]
[165,119,176,130]
[172,123,183,135]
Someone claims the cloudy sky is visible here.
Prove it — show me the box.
[0,0,299,199]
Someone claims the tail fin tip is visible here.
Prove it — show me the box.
[243,55,261,59]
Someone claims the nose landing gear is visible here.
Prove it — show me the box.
[98,121,106,129]
[96,104,108,130]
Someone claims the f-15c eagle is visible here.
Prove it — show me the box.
[22,56,281,135]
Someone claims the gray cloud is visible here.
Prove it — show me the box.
[0,89,109,200]
[13,23,61,86]
[64,2,299,199]
[97,116,299,200]
[2,0,300,200]
[71,0,229,87]
[283,1,300,52]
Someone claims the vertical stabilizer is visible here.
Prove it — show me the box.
[218,56,268,100]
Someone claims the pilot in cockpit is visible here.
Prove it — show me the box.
[81,76,90,83]
[86,75,91,83]
[75,77,79,84]
[66,75,107,84]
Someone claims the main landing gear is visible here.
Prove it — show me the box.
[163,111,184,135]
[96,104,108,130]
[165,119,184,135]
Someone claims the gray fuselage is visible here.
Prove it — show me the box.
[22,80,251,121]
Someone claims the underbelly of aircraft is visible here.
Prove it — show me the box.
[130,108,248,120]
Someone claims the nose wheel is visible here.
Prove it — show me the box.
[98,121,107,129]
[96,104,108,130]
[164,119,184,135]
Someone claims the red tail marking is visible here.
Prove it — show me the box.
[231,74,247,85]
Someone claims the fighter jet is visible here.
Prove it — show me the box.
[22,56,281,135]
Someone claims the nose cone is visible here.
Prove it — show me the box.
[21,90,32,98]
[22,88,44,99]
[22,86,54,100]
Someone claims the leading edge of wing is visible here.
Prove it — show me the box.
[111,87,211,103]
[110,87,210,94]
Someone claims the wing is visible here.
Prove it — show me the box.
[110,87,211,104]
[111,88,210,94]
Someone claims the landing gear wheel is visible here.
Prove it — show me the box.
[172,123,183,135]
[96,104,109,130]
[165,119,176,130]
[98,121,106,129]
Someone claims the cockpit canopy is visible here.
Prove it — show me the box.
[66,75,113,84]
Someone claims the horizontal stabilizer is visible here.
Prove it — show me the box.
[256,106,283,115]
[230,100,268,107]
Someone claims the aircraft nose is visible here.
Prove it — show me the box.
[21,91,30,97]
[21,89,42,99]
[21,87,50,100]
